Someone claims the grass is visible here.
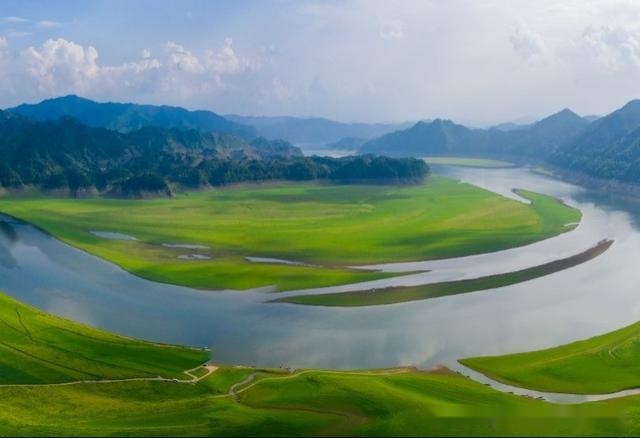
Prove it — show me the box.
[0,177,580,292]
[2,289,640,435]
[0,293,208,384]
[461,317,640,395]
[423,157,514,168]
[4,364,640,436]
[275,239,612,307]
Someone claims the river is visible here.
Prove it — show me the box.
[0,165,638,389]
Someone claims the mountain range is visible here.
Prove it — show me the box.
[360,108,590,159]
[5,94,640,193]
[0,97,426,197]
[0,108,301,196]
[360,100,640,187]
[225,114,412,146]
[10,95,256,138]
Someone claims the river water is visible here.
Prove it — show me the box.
[0,165,639,385]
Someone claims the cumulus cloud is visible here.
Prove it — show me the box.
[509,20,546,59]
[205,38,257,74]
[581,24,640,69]
[0,37,261,105]
[165,41,204,73]
[21,38,101,92]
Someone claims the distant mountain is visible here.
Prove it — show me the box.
[327,137,368,151]
[583,115,601,123]
[491,122,530,132]
[552,100,640,184]
[360,109,590,159]
[225,115,412,145]
[359,119,501,157]
[506,109,590,157]
[8,95,256,138]
[0,110,300,196]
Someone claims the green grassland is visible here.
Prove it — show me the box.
[0,177,580,291]
[461,318,640,394]
[3,289,640,435]
[276,239,612,307]
[4,364,640,436]
[0,293,208,384]
[424,157,514,168]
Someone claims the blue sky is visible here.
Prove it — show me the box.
[1,0,640,124]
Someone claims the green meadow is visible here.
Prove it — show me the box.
[0,293,207,384]
[3,289,640,435]
[423,156,514,168]
[461,318,640,394]
[0,177,580,292]
[276,239,612,307]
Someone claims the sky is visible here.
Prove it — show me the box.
[1,0,640,125]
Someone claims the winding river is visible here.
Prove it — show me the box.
[1,165,640,402]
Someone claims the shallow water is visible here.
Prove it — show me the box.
[91,231,137,241]
[0,166,639,377]
[163,243,210,250]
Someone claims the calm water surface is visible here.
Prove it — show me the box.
[0,166,639,374]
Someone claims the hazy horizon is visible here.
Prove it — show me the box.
[1,0,639,124]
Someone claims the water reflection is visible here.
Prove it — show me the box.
[0,167,638,373]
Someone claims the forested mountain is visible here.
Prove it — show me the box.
[8,95,256,138]
[0,110,427,197]
[359,119,500,157]
[0,110,299,196]
[552,100,640,183]
[506,109,590,157]
[359,109,590,159]
[225,114,412,145]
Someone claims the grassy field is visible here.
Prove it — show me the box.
[461,318,640,394]
[424,157,514,168]
[0,177,580,291]
[5,363,640,436]
[0,293,208,384]
[275,239,613,307]
[3,289,640,435]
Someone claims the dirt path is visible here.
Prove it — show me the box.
[0,363,219,388]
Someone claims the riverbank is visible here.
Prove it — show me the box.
[0,176,579,292]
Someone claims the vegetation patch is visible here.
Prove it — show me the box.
[0,177,580,291]
[0,292,207,384]
[275,239,612,307]
[461,313,640,394]
[424,156,514,168]
[0,289,638,435]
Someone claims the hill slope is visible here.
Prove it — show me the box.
[9,95,256,138]
[226,114,412,145]
[360,109,590,159]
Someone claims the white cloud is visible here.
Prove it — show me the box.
[509,20,546,59]
[581,24,640,69]
[36,20,62,29]
[165,41,204,73]
[0,16,27,24]
[6,30,31,38]
[379,20,404,40]
[21,38,101,92]
[0,37,262,106]
[205,37,257,74]
[271,77,290,101]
